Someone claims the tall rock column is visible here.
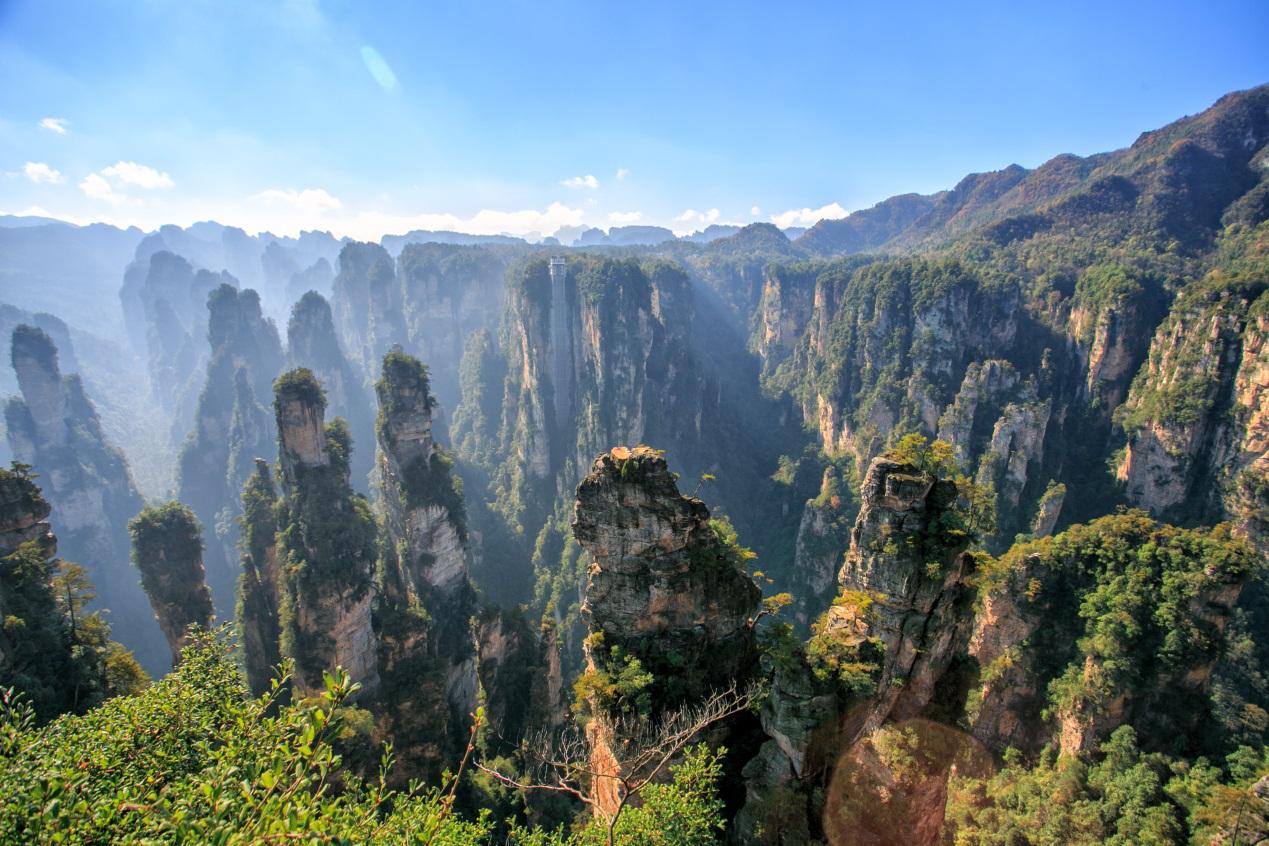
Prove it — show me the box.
[374,350,478,778]
[236,458,283,696]
[4,326,164,674]
[832,456,979,735]
[128,502,214,666]
[273,369,379,698]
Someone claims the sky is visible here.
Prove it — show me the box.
[1,0,1267,240]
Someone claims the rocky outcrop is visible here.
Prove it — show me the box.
[128,502,214,666]
[575,447,761,699]
[573,446,762,817]
[177,285,282,617]
[286,291,374,490]
[834,457,978,733]
[272,369,379,698]
[4,325,164,674]
[968,514,1253,759]
[476,609,568,743]
[787,466,856,629]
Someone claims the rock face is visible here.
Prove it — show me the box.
[128,502,214,666]
[4,325,164,674]
[177,284,282,617]
[0,465,135,720]
[272,369,379,698]
[374,350,478,771]
[574,447,761,698]
[331,242,407,379]
[573,447,762,818]
[286,291,375,491]
[395,243,508,411]
[835,458,978,734]
[737,456,980,843]
[474,255,800,663]
[1117,284,1269,535]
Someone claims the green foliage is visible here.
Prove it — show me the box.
[805,591,882,698]
[273,366,327,412]
[128,501,213,638]
[945,726,1269,845]
[0,631,491,844]
[978,512,1264,759]
[509,746,727,846]
[574,637,654,720]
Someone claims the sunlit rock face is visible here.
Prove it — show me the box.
[5,325,163,673]
[575,447,760,693]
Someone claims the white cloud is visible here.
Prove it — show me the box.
[615,168,629,181]
[39,117,68,135]
[770,202,848,228]
[23,162,63,184]
[79,172,126,205]
[561,174,600,189]
[250,187,343,214]
[750,205,761,216]
[100,161,174,190]
[674,208,721,225]
[607,210,642,224]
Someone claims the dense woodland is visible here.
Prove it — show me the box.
[1,85,1268,844]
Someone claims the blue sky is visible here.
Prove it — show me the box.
[1,0,1266,239]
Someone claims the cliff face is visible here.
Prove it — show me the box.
[4,325,164,674]
[396,243,507,411]
[331,242,407,380]
[177,285,282,617]
[480,256,802,661]
[0,465,143,720]
[1116,279,1269,534]
[374,350,478,773]
[286,291,375,491]
[272,369,379,698]
[737,456,980,843]
[128,502,214,666]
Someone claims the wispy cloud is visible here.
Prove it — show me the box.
[770,202,847,228]
[607,210,642,224]
[615,168,629,181]
[750,205,761,216]
[360,46,399,91]
[39,117,68,135]
[561,174,599,189]
[23,162,63,184]
[250,187,342,213]
[100,161,174,189]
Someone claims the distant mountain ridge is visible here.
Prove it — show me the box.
[798,83,1269,255]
